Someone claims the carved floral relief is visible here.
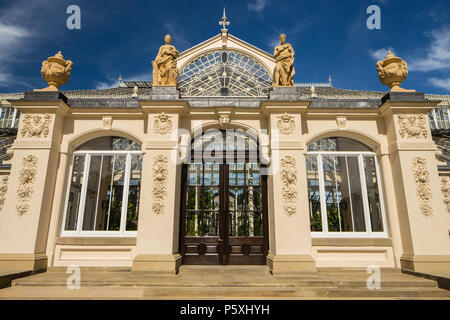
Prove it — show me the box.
[397,114,428,139]
[412,157,433,217]
[440,176,450,214]
[153,113,173,135]
[281,155,297,216]
[16,155,38,216]
[0,176,9,211]
[20,113,52,138]
[152,154,168,215]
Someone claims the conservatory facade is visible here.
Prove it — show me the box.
[0,30,449,275]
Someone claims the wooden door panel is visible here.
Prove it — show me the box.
[180,159,268,265]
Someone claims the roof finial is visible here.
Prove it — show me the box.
[118,74,122,87]
[219,7,230,31]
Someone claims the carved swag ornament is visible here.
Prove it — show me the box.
[152,155,168,215]
[397,114,428,139]
[412,157,433,217]
[281,155,298,216]
[0,176,9,211]
[16,155,38,215]
[440,176,450,214]
[21,113,52,138]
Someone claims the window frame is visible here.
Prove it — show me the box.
[60,149,142,237]
[307,150,388,238]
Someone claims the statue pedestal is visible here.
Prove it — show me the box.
[151,86,180,100]
[381,91,424,104]
[269,87,298,101]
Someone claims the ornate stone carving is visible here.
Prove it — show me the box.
[153,112,173,135]
[336,116,347,129]
[277,113,295,135]
[152,34,179,86]
[218,114,230,129]
[16,155,38,216]
[102,116,113,130]
[20,113,52,138]
[0,176,9,211]
[273,33,295,86]
[152,155,168,215]
[397,114,428,139]
[36,51,73,91]
[132,85,139,98]
[376,51,414,92]
[440,176,450,214]
[412,157,433,217]
[281,155,297,216]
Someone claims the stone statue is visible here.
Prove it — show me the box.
[376,51,415,92]
[36,51,73,91]
[273,34,295,87]
[152,34,179,86]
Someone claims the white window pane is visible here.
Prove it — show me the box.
[364,157,384,232]
[306,155,322,232]
[64,155,85,231]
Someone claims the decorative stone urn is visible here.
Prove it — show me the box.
[35,51,73,91]
[376,51,415,92]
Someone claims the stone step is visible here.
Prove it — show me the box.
[2,285,447,299]
[141,286,450,299]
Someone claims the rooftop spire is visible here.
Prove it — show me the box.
[219,7,230,31]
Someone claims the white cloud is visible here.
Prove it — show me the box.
[0,22,32,87]
[248,0,269,12]
[369,47,396,61]
[429,77,450,91]
[408,28,450,71]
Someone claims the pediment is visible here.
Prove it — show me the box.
[177,33,275,74]
[176,33,275,97]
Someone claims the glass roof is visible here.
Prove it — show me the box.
[177,50,272,97]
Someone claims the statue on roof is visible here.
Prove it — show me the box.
[376,51,415,92]
[152,34,179,86]
[273,34,295,87]
[35,51,73,91]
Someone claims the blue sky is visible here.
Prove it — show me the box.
[0,0,449,94]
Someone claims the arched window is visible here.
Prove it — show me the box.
[306,137,387,237]
[62,136,142,236]
[177,50,272,97]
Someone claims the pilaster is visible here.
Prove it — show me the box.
[0,91,69,271]
[132,98,185,273]
[261,93,316,273]
[380,92,450,273]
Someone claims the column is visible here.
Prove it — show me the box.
[132,97,186,273]
[0,91,68,271]
[381,92,450,273]
[262,93,316,274]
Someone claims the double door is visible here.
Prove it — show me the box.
[180,162,268,265]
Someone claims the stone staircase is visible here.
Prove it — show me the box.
[0,266,448,299]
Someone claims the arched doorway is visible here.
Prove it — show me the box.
[179,129,269,265]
